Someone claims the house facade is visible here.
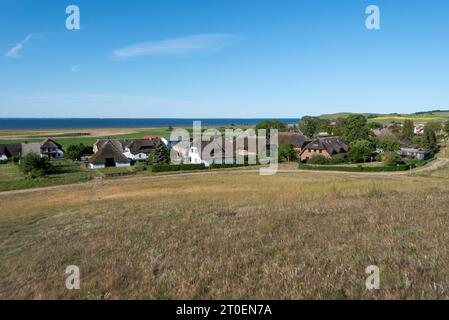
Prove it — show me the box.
[89,139,130,169]
[122,138,160,161]
[400,148,431,161]
[300,136,349,162]
[188,136,239,167]
[40,139,64,158]
[1,140,62,160]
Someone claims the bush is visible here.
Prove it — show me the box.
[19,154,53,178]
[307,155,330,165]
[0,160,8,165]
[278,144,298,162]
[66,143,92,160]
[377,136,401,152]
[384,151,404,166]
[151,163,206,172]
[328,154,347,165]
[349,139,374,163]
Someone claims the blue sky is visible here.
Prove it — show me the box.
[1,0,449,118]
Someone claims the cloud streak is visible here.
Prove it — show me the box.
[5,34,33,58]
[113,33,241,59]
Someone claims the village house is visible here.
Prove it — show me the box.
[399,148,431,161]
[414,124,425,136]
[277,132,311,157]
[0,143,22,161]
[89,139,130,169]
[188,136,235,167]
[300,136,349,162]
[0,140,63,161]
[40,139,64,158]
[188,135,262,167]
[122,138,160,161]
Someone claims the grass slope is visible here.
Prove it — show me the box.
[1,168,448,299]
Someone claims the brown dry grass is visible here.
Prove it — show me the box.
[0,170,448,299]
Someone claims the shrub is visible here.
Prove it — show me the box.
[151,163,206,172]
[307,155,330,165]
[19,154,53,178]
[377,136,401,152]
[348,139,374,163]
[384,151,404,166]
[328,154,348,165]
[66,143,92,160]
[278,144,298,162]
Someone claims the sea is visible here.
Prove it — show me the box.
[0,118,299,130]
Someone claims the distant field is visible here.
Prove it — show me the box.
[373,116,447,122]
[0,128,171,149]
[1,165,448,299]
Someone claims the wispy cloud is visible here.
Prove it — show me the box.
[5,34,33,58]
[113,33,241,59]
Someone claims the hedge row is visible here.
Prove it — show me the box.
[209,162,259,169]
[298,163,413,172]
[151,163,206,172]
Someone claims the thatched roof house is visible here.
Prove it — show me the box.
[89,140,130,169]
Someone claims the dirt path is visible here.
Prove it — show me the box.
[1,157,448,197]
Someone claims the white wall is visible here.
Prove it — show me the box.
[89,163,105,169]
[116,162,131,167]
[0,154,8,161]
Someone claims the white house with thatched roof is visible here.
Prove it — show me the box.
[89,139,130,169]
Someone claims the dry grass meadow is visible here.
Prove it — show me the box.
[0,167,448,299]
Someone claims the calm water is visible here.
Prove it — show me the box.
[0,118,299,130]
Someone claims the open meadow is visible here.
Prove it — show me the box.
[1,165,448,299]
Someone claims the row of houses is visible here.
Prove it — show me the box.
[0,131,432,168]
[0,139,64,161]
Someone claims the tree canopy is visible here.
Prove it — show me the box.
[421,124,439,154]
[401,120,414,140]
[19,154,53,178]
[278,144,297,162]
[348,139,374,163]
[298,116,331,137]
[339,115,374,144]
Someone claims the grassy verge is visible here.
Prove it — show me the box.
[298,163,413,172]
[0,161,94,191]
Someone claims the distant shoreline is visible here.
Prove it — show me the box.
[0,118,299,130]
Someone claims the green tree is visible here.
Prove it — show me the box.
[377,136,401,152]
[401,120,414,140]
[278,144,297,162]
[384,151,403,166]
[66,143,92,160]
[152,142,170,164]
[421,124,438,153]
[367,121,383,130]
[348,139,374,163]
[298,116,330,137]
[341,115,373,144]
[19,154,53,178]
[256,120,288,139]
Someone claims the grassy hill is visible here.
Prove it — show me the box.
[1,165,449,299]
[317,110,449,123]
